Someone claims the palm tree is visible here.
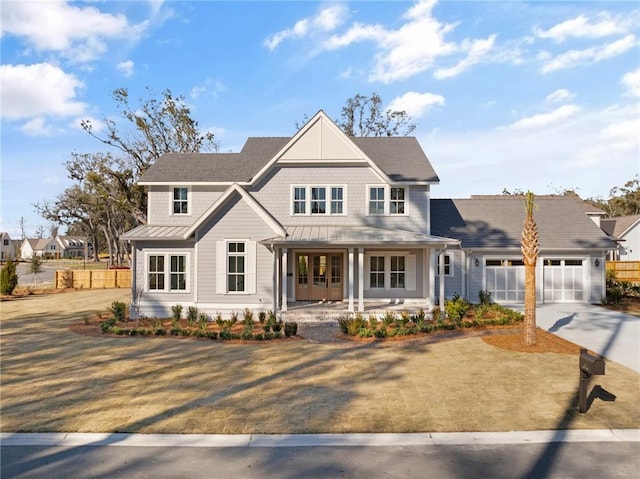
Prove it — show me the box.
[521,191,539,345]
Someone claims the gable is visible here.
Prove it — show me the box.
[279,113,366,162]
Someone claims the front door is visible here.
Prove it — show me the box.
[296,253,343,301]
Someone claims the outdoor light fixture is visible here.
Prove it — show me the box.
[595,259,600,267]
[475,258,480,267]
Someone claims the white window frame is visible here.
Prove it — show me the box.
[364,251,416,291]
[437,254,453,277]
[145,252,190,293]
[369,256,385,289]
[291,185,347,216]
[227,241,247,293]
[216,240,257,295]
[366,185,409,216]
[390,255,406,289]
[171,186,190,216]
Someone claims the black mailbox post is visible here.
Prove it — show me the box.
[579,348,605,413]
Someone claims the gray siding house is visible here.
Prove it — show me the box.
[123,111,614,318]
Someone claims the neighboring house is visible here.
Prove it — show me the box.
[20,237,59,259]
[0,232,17,261]
[430,196,614,304]
[601,215,640,261]
[55,235,90,258]
[122,111,615,319]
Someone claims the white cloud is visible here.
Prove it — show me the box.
[545,89,575,104]
[540,34,637,73]
[534,12,632,43]
[117,60,135,77]
[621,68,640,97]
[434,35,497,80]
[264,4,347,50]
[426,103,639,200]
[189,78,227,100]
[20,117,54,136]
[0,63,86,119]
[388,91,444,118]
[508,104,582,129]
[0,0,146,62]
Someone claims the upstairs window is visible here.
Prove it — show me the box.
[293,187,306,214]
[173,187,189,214]
[390,187,405,215]
[311,187,326,214]
[331,187,344,214]
[369,187,385,215]
[292,186,346,216]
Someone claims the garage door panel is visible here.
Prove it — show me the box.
[543,260,584,303]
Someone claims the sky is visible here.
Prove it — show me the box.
[1,0,639,238]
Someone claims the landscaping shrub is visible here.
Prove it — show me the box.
[0,259,19,295]
[445,293,469,323]
[478,289,493,305]
[243,308,254,325]
[110,301,127,322]
[284,321,298,337]
[186,306,198,324]
[171,304,183,322]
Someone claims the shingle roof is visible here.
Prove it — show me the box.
[139,136,438,184]
[430,196,615,250]
[601,215,640,238]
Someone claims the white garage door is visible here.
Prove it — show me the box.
[543,259,584,302]
[485,259,525,302]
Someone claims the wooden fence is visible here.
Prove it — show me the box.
[606,261,640,283]
[55,269,131,289]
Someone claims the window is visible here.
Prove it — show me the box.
[311,187,326,214]
[293,187,306,214]
[3,239,9,246]
[173,187,188,214]
[227,242,246,292]
[390,256,405,289]
[291,186,346,215]
[148,255,165,290]
[370,256,385,289]
[369,187,385,215]
[331,187,344,214]
[147,253,188,291]
[170,255,187,291]
[437,254,452,276]
[390,187,405,215]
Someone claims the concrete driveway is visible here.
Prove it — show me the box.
[536,303,640,372]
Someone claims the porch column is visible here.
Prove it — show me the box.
[348,247,354,312]
[281,247,288,312]
[429,250,436,307]
[358,247,364,312]
[439,249,446,306]
[272,248,278,313]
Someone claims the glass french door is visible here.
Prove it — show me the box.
[296,253,342,301]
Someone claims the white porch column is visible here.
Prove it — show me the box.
[438,250,445,306]
[358,247,364,312]
[281,247,288,312]
[348,247,354,312]
[429,250,436,307]
[273,248,278,313]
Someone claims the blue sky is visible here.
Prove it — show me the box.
[1,0,639,238]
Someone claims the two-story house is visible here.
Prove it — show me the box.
[123,111,614,319]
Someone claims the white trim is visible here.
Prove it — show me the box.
[144,251,191,293]
[170,186,192,217]
[290,184,347,216]
[437,253,453,277]
[185,184,286,239]
[363,251,414,292]
[366,185,410,216]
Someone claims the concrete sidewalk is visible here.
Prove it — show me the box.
[2,430,639,448]
[535,304,640,372]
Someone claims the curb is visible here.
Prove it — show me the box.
[2,430,639,448]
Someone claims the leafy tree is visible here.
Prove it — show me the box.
[1,259,19,295]
[607,176,640,217]
[29,255,43,287]
[521,191,539,346]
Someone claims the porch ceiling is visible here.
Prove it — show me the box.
[262,225,459,247]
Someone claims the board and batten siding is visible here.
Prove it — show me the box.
[147,186,226,225]
[251,165,431,233]
[195,193,275,310]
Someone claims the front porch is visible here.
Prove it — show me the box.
[280,299,433,323]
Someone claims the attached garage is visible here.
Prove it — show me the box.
[485,259,525,302]
[543,259,584,302]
